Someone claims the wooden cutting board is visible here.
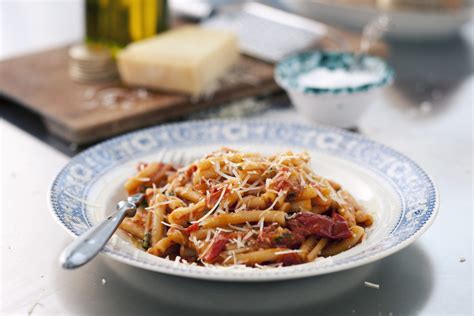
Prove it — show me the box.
[0,28,386,144]
[0,47,280,144]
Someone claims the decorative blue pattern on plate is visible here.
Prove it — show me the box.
[49,120,438,281]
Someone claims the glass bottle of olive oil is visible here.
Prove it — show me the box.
[85,0,168,53]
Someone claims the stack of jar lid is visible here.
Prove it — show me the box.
[68,44,118,83]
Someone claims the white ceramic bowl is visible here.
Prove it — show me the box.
[275,51,394,128]
[49,120,438,281]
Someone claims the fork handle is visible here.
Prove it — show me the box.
[60,201,136,269]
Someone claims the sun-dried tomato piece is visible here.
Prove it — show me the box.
[203,233,230,263]
[287,212,352,240]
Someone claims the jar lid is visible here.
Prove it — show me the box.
[68,44,118,83]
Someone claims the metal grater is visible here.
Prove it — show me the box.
[202,2,327,63]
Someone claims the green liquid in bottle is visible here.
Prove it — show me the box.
[85,0,168,55]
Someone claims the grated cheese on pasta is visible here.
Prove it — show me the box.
[119,148,373,268]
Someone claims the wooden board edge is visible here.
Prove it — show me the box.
[44,82,281,144]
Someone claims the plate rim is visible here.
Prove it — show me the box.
[48,118,439,281]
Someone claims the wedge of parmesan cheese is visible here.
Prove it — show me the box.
[117,26,239,96]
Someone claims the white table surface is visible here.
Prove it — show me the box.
[1,1,473,315]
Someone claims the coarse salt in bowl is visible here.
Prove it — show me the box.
[275,51,394,128]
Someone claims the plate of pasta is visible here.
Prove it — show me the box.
[49,120,438,281]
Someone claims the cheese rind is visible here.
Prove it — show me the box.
[117,26,239,95]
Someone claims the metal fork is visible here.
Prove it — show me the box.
[60,193,145,269]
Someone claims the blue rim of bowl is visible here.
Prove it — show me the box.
[274,50,395,95]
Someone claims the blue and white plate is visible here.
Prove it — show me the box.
[49,120,438,281]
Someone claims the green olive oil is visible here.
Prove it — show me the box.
[85,0,168,54]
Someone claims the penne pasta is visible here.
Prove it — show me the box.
[200,210,286,228]
[147,236,175,256]
[355,210,374,226]
[174,187,203,203]
[168,199,206,225]
[290,199,312,212]
[120,218,145,239]
[124,162,174,195]
[124,162,162,194]
[150,195,166,246]
[277,202,292,213]
[197,159,213,170]
[337,206,357,227]
[119,148,373,268]
[299,236,318,260]
[321,226,365,257]
[147,230,186,256]
[234,248,285,265]
[294,186,319,201]
[143,211,153,248]
[339,190,362,211]
[190,228,212,240]
[242,195,267,209]
[199,168,219,179]
[307,238,328,261]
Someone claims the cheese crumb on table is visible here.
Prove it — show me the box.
[364,281,380,289]
[117,26,239,96]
